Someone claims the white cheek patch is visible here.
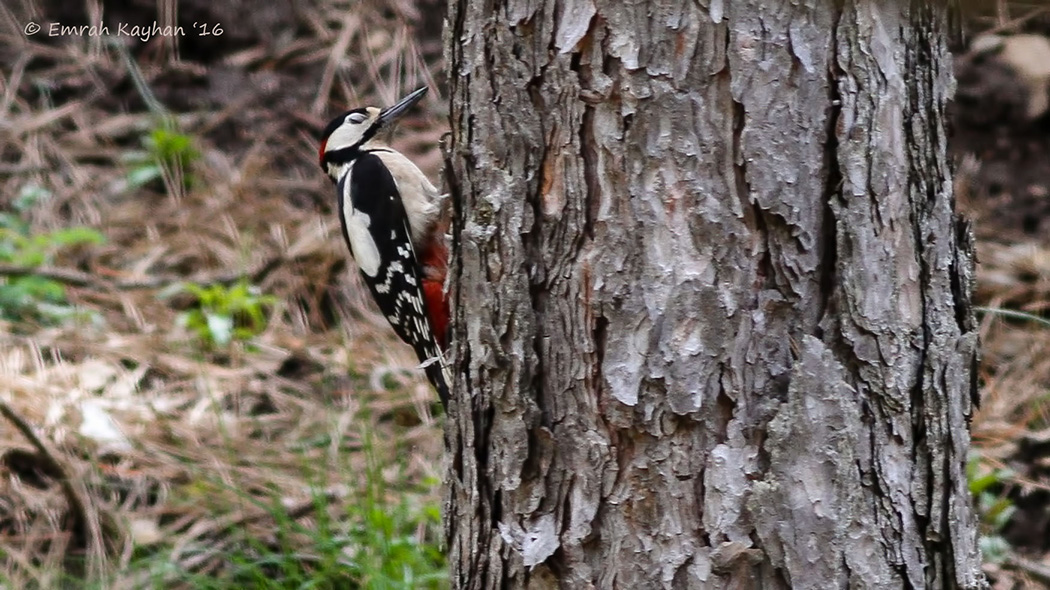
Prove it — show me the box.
[326,123,366,153]
[344,207,381,277]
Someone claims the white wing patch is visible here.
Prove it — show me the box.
[343,206,381,277]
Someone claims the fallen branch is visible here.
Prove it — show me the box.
[0,255,287,291]
[0,264,96,287]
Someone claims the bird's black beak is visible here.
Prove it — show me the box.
[378,87,428,126]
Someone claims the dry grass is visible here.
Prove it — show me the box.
[0,0,448,586]
[972,245,1050,589]
[950,3,1050,586]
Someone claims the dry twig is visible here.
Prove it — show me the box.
[0,398,117,578]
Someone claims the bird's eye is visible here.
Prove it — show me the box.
[347,112,368,124]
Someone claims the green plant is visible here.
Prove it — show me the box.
[337,431,446,589]
[0,184,105,323]
[207,483,446,589]
[130,427,446,589]
[174,280,278,348]
[123,124,200,195]
[968,455,1017,564]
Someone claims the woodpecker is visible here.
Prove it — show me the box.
[319,87,451,405]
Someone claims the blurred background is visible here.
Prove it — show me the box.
[954,5,1050,589]
[0,0,1048,588]
[0,0,450,587]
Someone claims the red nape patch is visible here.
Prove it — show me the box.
[422,279,449,350]
[318,139,327,168]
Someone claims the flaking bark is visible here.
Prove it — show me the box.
[443,1,986,588]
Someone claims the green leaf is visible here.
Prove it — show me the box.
[11,276,66,302]
[169,280,277,350]
[0,213,27,232]
[205,312,234,346]
[15,183,51,212]
[979,535,1011,565]
[126,165,163,189]
[48,227,105,247]
[146,127,200,168]
[969,472,1002,495]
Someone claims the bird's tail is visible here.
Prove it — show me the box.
[419,348,451,408]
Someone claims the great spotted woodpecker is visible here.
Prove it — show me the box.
[319,87,451,405]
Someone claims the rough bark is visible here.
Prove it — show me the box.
[443,1,986,588]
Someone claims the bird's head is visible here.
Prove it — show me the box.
[318,86,428,177]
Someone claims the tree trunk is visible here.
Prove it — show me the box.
[443,1,986,588]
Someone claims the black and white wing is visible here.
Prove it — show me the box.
[335,152,450,404]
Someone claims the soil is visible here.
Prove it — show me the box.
[952,63,1050,244]
[951,16,1050,245]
